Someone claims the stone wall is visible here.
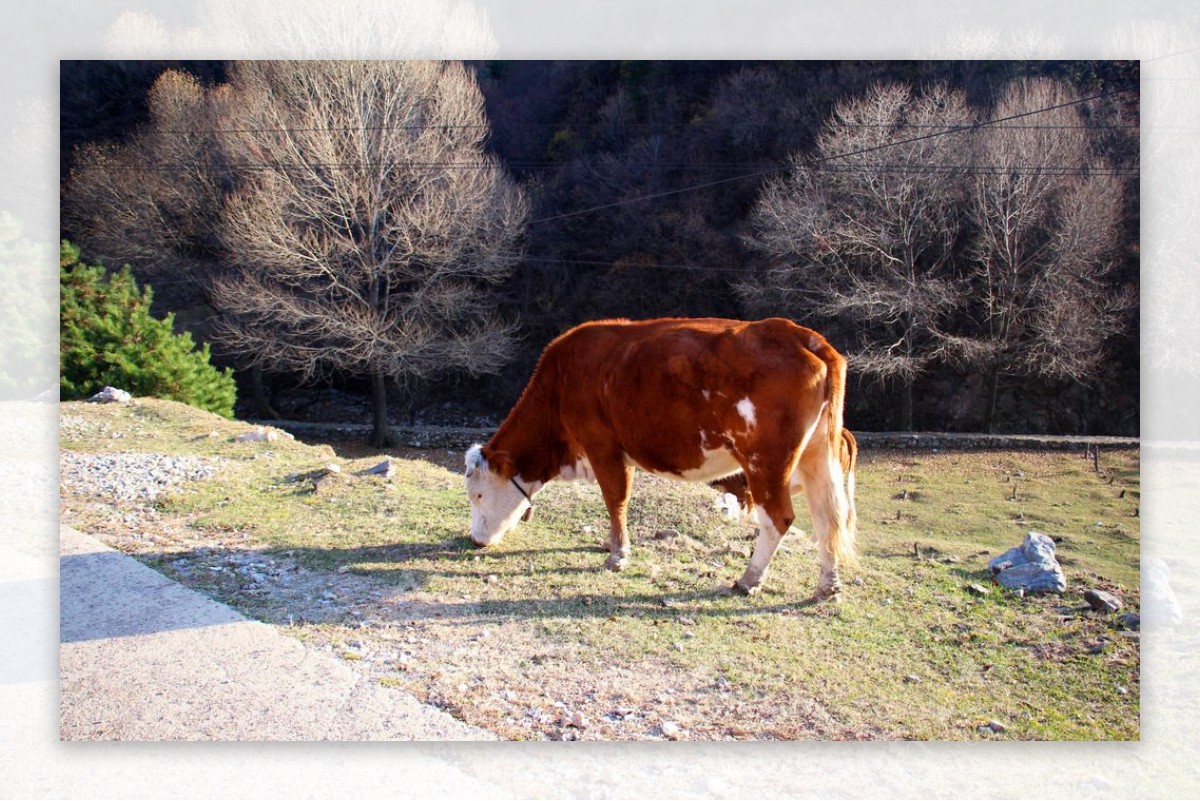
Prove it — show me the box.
[262,419,1139,454]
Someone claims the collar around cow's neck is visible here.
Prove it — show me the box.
[511,476,533,504]
[511,476,534,522]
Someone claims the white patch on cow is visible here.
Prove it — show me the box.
[466,453,530,547]
[465,443,486,477]
[736,397,757,429]
[702,390,711,400]
[559,455,596,482]
[640,447,742,483]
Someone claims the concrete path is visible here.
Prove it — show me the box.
[59,525,497,742]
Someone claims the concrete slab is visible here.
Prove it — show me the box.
[59,525,497,742]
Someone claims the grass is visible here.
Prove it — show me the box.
[60,398,1141,740]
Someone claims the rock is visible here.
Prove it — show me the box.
[567,711,588,729]
[235,427,281,443]
[1119,612,1140,631]
[88,386,132,404]
[988,531,1066,593]
[981,720,1007,734]
[1084,589,1123,613]
[653,529,680,540]
[714,492,741,520]
[660,721,683,740]
[903,674,922,684]
[364,459,395,478]
[966,583,992,597]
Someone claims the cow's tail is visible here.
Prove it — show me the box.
[807,332,857,568]
[841,428,859,542]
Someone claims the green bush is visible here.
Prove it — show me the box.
[60,241,236,418]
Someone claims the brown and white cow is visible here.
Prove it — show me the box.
[464,317,857,600]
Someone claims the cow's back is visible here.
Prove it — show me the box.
[548,318,837,476]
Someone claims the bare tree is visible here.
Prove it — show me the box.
[64,68,285,418]
[964,77,1131,432]
[211,61,527,446]
[64,69,228,288]
[743,82,974,429]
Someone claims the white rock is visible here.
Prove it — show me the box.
[661,721,683,740]
[714,492,741,520]
[235,427,280,443]
[88,386,132,404]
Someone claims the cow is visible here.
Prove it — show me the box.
[464,317,857,600]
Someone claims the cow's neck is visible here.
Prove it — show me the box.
[485,372,570,486]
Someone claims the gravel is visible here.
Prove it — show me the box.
[60,451,223,503]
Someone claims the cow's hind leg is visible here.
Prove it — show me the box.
[796,446,853,602]
[733,471,795,595]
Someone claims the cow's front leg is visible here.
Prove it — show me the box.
[593,455,635,571]
[734,489,794,595]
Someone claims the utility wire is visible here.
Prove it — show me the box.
[528,86,1137,225]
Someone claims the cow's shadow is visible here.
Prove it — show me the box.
[138,535,824,628]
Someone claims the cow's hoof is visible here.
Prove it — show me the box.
[604,554,629,572]
[812,586,842,603]
[732,579,761,596]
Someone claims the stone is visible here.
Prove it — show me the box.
[660,721,683,740]
[714,492,741,520]
[966,583,992,597]
[88,386,132,404]
[1084,589,1123,613]
[235,427,281,443]
[988,531,1066,593]
[364,459,395,478]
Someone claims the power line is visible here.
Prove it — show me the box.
[60,120,1138,137]
[528,86,1137,225]
[72,85,1138,226]
[94,158,1138,176]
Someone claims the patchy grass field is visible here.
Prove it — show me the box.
[60,399,1140,740]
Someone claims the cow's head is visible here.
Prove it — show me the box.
[464,444,532,546]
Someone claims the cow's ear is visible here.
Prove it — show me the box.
[465,444,486,478]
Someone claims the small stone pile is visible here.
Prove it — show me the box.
[60,451,222,503]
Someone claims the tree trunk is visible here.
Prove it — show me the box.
[247,365,280,420]
[369,370,395,448]
[984,366,1001,434]
[899,380,914,432]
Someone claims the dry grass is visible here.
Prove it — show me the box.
[60,399,1140,740]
